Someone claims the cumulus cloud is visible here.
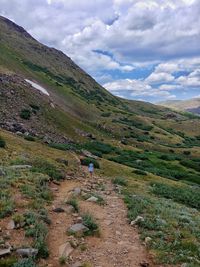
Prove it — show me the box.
[0,0,199,102]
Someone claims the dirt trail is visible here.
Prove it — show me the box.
[46,173,153,267]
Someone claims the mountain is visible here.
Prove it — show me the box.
[158,98,200,115]
[0,16,200,267]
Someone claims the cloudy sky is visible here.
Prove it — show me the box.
[0,0,200,102]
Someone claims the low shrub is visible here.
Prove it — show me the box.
[82,213,99,236]
[133,169,147,176]
[151,182,200,210]
[112,177,127,186]
[13,258,37,267]
[20,109,31,120]
[66,198,79,212]
[0,136,6,148]
[24,135,35,142]
[30,159,64,180]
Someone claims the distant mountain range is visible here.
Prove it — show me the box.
[158,98,200,115]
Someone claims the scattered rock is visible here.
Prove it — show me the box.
[59,242,74,258]
[65,205,75,214]
[130,216,144,226]
[73,187,81,196]
[7,220,15,230]
[86,196,98,202]
[69,223,89,235]
[71,261,82,267]
[0,169,5,176]
[0,245,11,257]
[140,261,149,267]
[16,248,38,257]
[53,207,65,213]
[145,237,152,244]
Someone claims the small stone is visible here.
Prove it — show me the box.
[145,237,152,244]
[59,242,73,258]
[71,261,82,267]
[7,220,15,230]
[86,196,98,202]
[140,261,149,267]
[76,217,83,223]
[73,188,81,196]
[53,207,65,213]
[130,216,144,226]
[16,248,38,257]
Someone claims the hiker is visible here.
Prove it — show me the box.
[88,162,94,177]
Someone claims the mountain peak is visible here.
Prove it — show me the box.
[0,15,34,40]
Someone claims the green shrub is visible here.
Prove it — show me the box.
[66,198,79,212]
[80,158,100,169]
[183,151,191,155]
[101,112,111,117]
[59,256,68,265]
[83,141,118,156]
[0,257,17,267]
[0,136,6,148]
[20,109,31,120]
[82,213,99,236]
[151,182,200,210]
[24,135,35,142]
[30,159,64,180]
[133,169,147,176]
[112,177,127,186]
[13,258,37,267]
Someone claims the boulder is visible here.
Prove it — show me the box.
[16,248,38,257]
[69,223,89,235]
[0,246,11,257]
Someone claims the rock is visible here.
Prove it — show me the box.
[130,216,144,226]
[81,150,98,159]
[0,169,5,176]
[0,245,11,257]
[65,205,75,214]
[145,237,152,244]
[86,196,98,202]
[140,261,149,267]
[73,188,81,196]
[69,223,89,235]
[16,248,38,257]
[59,242,74,258]
[53,207,65,213]
[76,217,83,223]
[71,261,82,267]
[7,220,15,230]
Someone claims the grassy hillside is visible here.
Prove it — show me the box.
[0,16,200,266]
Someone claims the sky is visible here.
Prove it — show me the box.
[0,0,200,103]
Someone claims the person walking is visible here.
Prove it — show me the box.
[88,162,94,177]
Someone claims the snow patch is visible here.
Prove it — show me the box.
[25,79,49,96]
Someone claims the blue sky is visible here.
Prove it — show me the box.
[0,0,200,103]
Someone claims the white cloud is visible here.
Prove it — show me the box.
[146,72,175,84]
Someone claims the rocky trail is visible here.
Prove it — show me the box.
[45,168,153,267]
